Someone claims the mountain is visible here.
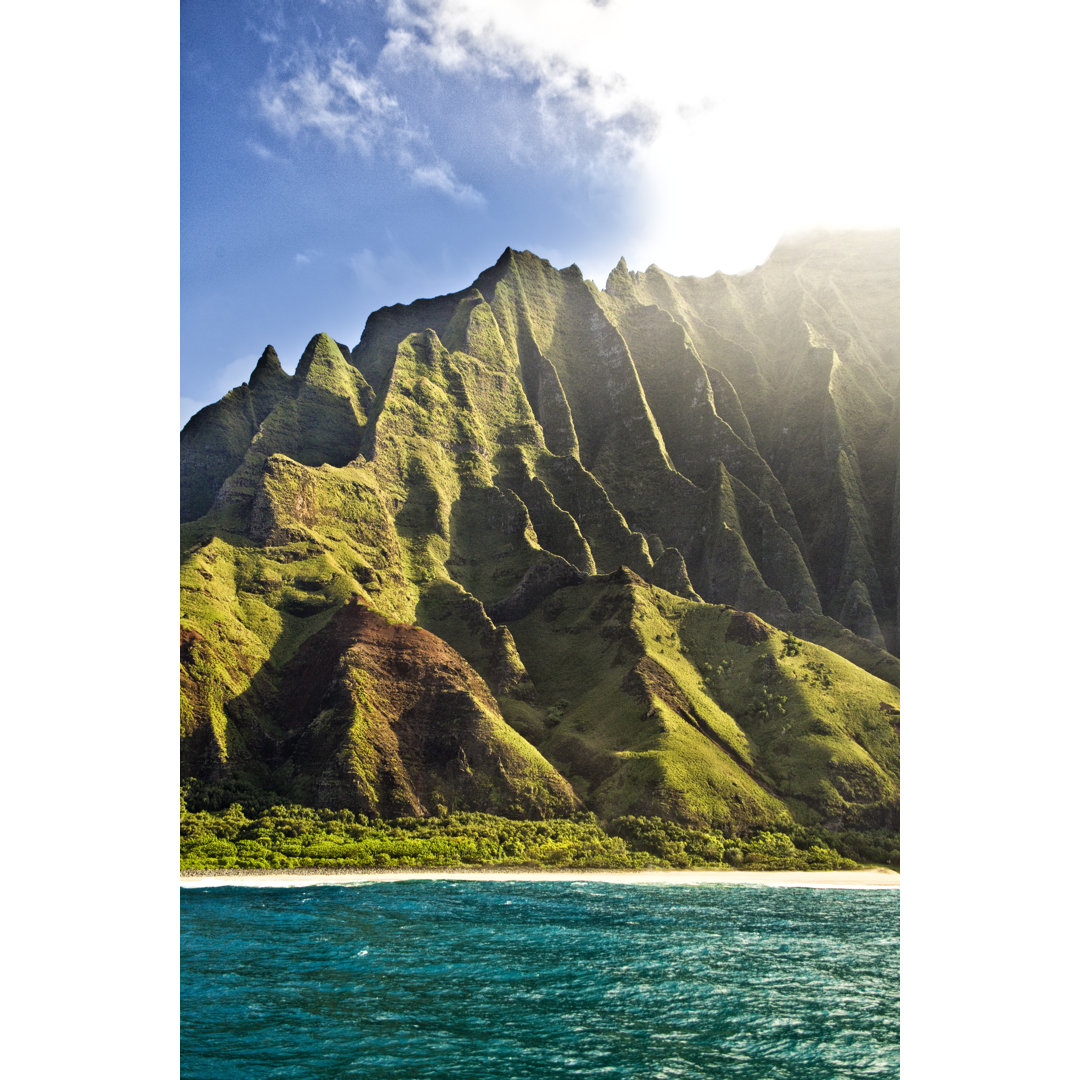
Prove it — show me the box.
[181,229,899,834]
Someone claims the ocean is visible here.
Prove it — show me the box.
[180,879,899,1079]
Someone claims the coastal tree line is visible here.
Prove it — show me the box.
[180,790,898,871]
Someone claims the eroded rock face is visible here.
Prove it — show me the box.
[274,601,578,818]
[180,231,899,830]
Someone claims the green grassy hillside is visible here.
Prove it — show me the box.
[181,230,899,847]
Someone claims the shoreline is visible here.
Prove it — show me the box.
[181,866,899,889]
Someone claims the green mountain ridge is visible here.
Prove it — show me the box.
[181,229,899,836]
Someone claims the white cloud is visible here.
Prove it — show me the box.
[410,162,484,205]
[245,138,285,162]
[380,0,902,273]
[258,51,400,153]
[257,46,484,207]
[250,2,899,273]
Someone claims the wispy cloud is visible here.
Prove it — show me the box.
[410,162,484,205]
[247,2,898,273]
[379,0,658,170]
[245,138,284,162]
[257,45,484,206]
[258,52,399,152]
[377,0,901,272]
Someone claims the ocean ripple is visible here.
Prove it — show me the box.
[182,881,898,1079]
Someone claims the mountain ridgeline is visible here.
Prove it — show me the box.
[181,230,899,835]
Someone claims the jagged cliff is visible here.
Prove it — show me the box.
[181,229,899,832]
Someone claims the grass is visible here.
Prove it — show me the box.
[181,236,899,844]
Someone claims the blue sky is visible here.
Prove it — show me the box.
[181,0,902,424]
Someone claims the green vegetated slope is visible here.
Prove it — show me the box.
[180,805,872,872]
[181,230,899,843]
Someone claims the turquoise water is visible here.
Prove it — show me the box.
[181,881,898,1079]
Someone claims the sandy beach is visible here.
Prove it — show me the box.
[181,867,899,889]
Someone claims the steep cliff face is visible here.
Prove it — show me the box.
[181,230,899,831]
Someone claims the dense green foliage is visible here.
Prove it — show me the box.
[180,801,873,872]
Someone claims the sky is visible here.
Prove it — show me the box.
[181,0,902,424]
